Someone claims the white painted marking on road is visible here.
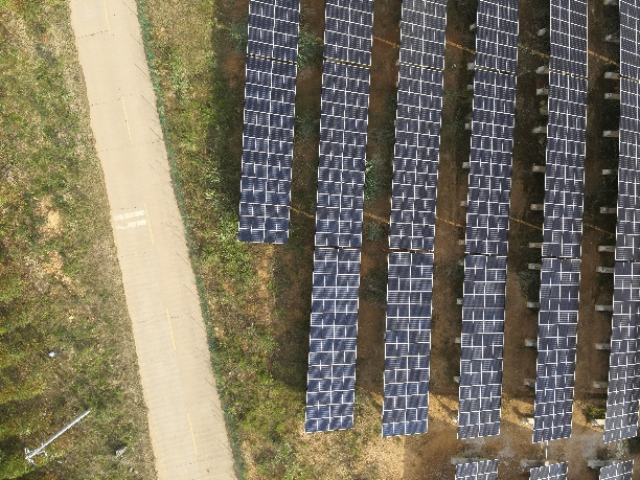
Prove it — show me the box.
[116,219,147,230]
[121,97,132,139]
[114,210,145,221]
[102,0,111,34]
[166,308,176,351]
[144,203,155,245]
[187,413,198,455]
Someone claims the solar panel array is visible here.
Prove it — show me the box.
[475,0,520,74]
[620,0,640,82]
[599,461,634,480]
[306,0,374,433]
[389,64,443,252]
[455,459,499,480]
[530,462,569,480]
[604,262,640,443]
[305,247,361,433]
[315,61,370,248]
[324,0,374,66]
[382,0,449,438]
[616,78,640,262]
[239,0,301,243]
[542,72,587,259]
[382,252,433,437]
[533,258,581,443]
[458,255,507,439]
[465,69,516,256]
[549,0,588,78]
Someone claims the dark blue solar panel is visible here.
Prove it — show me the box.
[475,0,520,74]
[599,461,634,480]
[455,459,499,480]
[389,64,443,252]
[550,0,588,78]
[620,0,640,81]
[604,262,640,443]
[465,69,516,256]
[247,0,301,63]
[399,0,448,70]
[458,255,507,440]
[239,56,297,244]
[315,61,370,248]
[324,0,374,66]
[533,258,581,443]
[616,78,640,262]
[305,247,361,433]
[382,252,433,437]
[542,72,587,259]
[530,462,569,480]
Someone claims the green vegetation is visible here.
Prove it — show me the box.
[584,405,606,423]
[0,2,153,479]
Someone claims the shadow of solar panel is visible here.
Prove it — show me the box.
[247,0,301,63]
[316,61,370,248]
[475,0,520,74]
[533,258,581,443]
[620,0,640,81]
[530,462,569,480]
[455,459,499,480]
[599,460,634,480]
[458,255,507,439]
[324,0,374,66]
[382,252,433,437]
[389,64,443,252]
[465,70,516,256]
[306,247,362,433]
[550,0,588,77]
[616,78,640,261]
[542,72,587,259]
[604,262,640,443]
[399,0,448,70]
[239,56,298,244]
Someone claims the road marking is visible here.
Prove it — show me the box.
[166,308,176,351]
[144,203,155,245]
[116,219,147,230]
[121,97,132,139]
[114,210,145,221]
[187,413,198,455]
[102,0,111,34]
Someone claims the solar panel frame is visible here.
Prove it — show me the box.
[542,72,587,259]
[599,460,634,480]
[305,247,361,433]
[474,0,520,74]
[389,64,444,252]
[239,56,298,244]
[549,0,588,78]
[616,78,640,262]
[323,0,375,66]
[604,262,640,443]
[530,462,569,480]
[620,0,640,81]
[382,252,434,437]
[315,60,370,249]
[247,0,301,63]
[458,255,507,440]
[465,69,517,257]
[455,459,499,480]
[399,0,449,70]
[533,258,581,443]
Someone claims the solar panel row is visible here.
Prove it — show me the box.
[458,255,507,439]
[549,0,588,78]
[604,262,640,443]
[465,69,517,256]
[533,258,581,443]
[542,72,587,260]
[239,0,301,244]
[475,0,520,74]
[305,247,361,433]
[530,462,569,480]
[382,252,433,437]
[620,0,640,81]
[599,460,634,480]
[455,459,499,480]
[324,0,375,67]
[399,0,448,70]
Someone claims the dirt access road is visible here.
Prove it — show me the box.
[69,0,236,478]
